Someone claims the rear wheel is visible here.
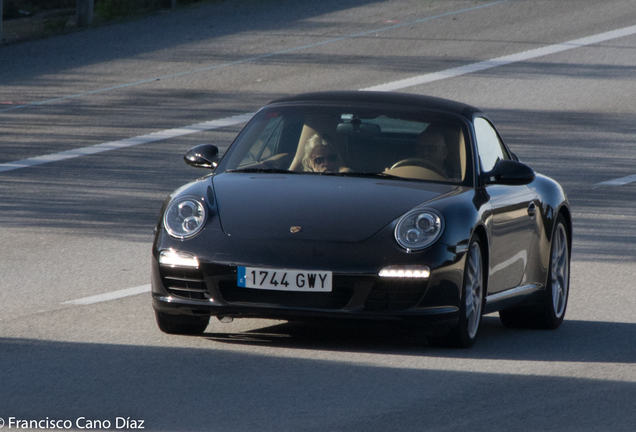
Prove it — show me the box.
[499,214,570,329]
[428,237,484,348]
[155,311,210,335]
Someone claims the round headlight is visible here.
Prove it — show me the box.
[164,197,206,239]
[395,209,444,251]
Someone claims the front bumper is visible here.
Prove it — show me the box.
[151,246,465,329]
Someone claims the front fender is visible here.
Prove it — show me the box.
[427,188,491,253]
[528,174,570,276]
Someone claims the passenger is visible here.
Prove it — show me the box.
[302,134,349,173]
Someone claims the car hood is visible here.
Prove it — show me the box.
[212,173,457,242]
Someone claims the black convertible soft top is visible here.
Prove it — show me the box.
[269,91,481,118]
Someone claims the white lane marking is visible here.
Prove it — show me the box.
[0,1,509,114]
[0,113,255,173]
[362,24,636,91]
[4,24,636,188]
[61,284,151,306]
[595,174,636,187]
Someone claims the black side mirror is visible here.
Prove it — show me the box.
[482,159,535,186]
[184,144,220,169]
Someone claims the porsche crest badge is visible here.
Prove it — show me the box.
[290,226,302,234]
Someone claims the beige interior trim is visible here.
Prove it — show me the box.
[458,129,466,181]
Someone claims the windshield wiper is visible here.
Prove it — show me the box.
[226,167,297,174]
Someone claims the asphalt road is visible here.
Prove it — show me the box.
[1,0,635,430]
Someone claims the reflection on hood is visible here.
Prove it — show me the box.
[213,173,455,242]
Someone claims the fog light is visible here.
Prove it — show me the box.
[159,250,199,268]
[378,265,430,278]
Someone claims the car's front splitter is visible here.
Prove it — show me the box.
[152,293,458,328]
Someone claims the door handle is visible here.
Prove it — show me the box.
[527,202,536,217]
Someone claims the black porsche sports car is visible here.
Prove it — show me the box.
[151,91,571,348]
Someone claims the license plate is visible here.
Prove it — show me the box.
[237,267,332,292]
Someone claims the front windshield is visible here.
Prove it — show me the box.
[221,105,470,184]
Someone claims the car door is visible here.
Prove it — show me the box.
[474,117,537,294]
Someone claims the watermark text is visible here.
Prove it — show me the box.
[0,417,144,429]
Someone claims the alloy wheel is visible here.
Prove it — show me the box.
[465,242,483,339]
[551,223,569,318]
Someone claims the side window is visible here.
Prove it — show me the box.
[239,117,283,166]
[474,117,509,172]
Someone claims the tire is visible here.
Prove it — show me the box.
[428,237,485,348]
[155,311,210,335]
[499,214,570,329]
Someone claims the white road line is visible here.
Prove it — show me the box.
[361,24,636,91]
[0,113,255,173]
[595,174,636,187]
[4,24,636,188]
[61,284,151,306]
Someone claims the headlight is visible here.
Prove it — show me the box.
[395,209,444,251]
[163,197,206,239]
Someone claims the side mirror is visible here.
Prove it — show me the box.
[482,159,535,186]
[184,144,220,169]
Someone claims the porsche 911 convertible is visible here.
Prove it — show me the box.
[151,91,571,348]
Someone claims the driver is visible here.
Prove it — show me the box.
[416,124,449,172]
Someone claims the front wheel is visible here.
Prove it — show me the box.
[155,311,210,335]
[499,214,570,329]
[428,237,485,348]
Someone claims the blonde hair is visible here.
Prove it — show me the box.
[302,134,341,171]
